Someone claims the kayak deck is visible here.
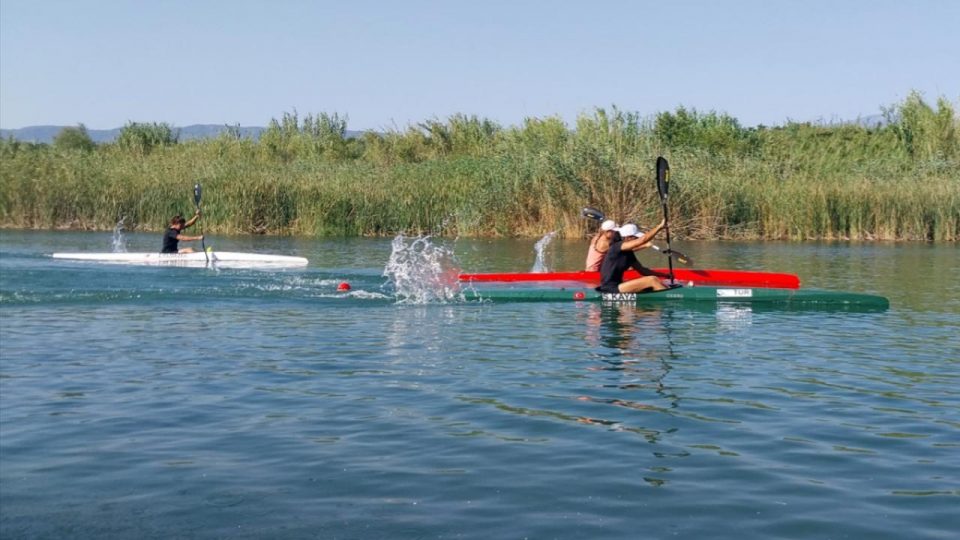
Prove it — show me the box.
[460,269,801,289]
[52,251,308,268]
[463,285,888,309]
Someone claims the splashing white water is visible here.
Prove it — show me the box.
[383,234,463,304]
[531,231,557,273]
[112,218,127,253]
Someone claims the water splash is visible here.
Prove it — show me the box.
[112,218,128,253]
[434,214,458,236]
[383,234,463,304]
[531,231,557,272]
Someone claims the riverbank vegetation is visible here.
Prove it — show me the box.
[1,92,957,241]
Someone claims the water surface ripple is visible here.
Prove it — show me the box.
[1,232,957,539]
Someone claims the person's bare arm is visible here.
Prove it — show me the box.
[183,210,201,229]
[622,219,666,251]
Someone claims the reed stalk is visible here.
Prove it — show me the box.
[1,92,957,241]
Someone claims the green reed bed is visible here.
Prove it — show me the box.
[1,94,957,241]
[672,154,959,241]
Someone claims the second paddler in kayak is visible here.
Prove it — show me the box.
[585,219,618,271]
[597,220,668,294]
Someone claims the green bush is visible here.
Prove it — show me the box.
[115,122,179,155]
[53,124,96,153]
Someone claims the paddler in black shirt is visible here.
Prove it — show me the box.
[161,210,203,253]
[597,220,668,294]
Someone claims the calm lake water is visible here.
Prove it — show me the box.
[1,230,958,539]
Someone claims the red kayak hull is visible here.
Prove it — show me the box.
[459,269,801,289]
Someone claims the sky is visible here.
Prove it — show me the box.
[1,0,958,131]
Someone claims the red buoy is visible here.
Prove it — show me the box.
[573,291,585,300]
[337,282,351,291]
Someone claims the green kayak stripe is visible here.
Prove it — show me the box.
[462,286,889,308]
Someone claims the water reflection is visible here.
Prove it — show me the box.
[715,304,754,330]
[582,304,672,371]
[575,303,680,445]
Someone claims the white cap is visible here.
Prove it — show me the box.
[600,219,618,231]
[617,223,640,237]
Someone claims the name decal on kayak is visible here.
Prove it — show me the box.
[601,293,637,302]
[716,288,753,298]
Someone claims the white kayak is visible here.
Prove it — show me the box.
[52,251,309,268]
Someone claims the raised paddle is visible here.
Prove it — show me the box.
[655,156,675,284]
[581,206,693,265]
[193,183,208,264]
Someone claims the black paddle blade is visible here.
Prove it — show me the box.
[663,249,693,266]
[581,207,605,221]
[193,183,202,206]
[656,156,670,200]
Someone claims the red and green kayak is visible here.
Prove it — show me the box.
[462,285,888,310]
[459,269,801,289]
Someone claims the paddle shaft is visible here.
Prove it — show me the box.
[193,184,208,263]
[656,157,675,283]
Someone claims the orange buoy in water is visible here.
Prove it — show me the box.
[337,282,351,291]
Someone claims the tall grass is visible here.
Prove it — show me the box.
[1,92,957,241]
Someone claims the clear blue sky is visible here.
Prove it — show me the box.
[1,0,957,130]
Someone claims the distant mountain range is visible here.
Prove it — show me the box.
[0,124,365,144]
[2,116,887,145]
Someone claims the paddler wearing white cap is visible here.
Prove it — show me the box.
[597,219,668,293]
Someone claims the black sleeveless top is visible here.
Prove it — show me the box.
[161,227,180,253]
[597,241,652,292]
